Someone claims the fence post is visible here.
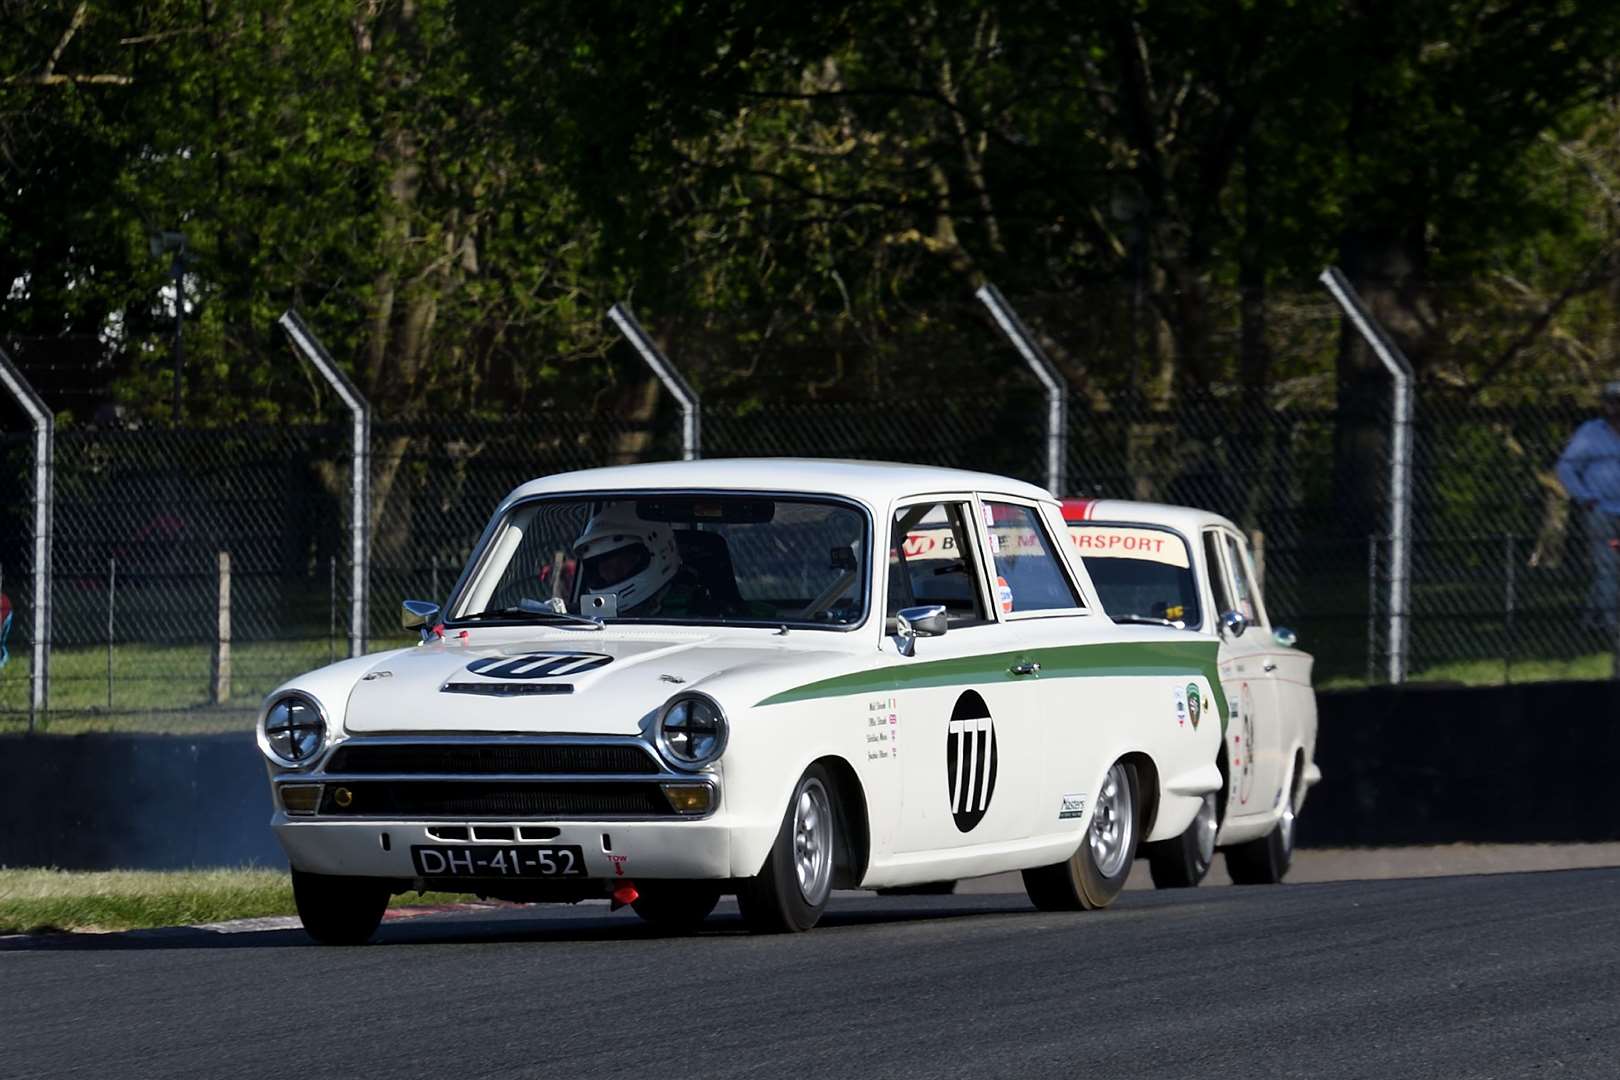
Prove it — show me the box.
[277,310,371,657]
[976,283,1068,496]
[1320,267,1415,684]
[212,551,231,704]
[607,303,701,460]
[0,344,52,728]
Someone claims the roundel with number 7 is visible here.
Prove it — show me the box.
[945,690,998,832]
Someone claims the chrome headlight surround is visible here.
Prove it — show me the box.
[654,692,729,771]
[257,690,329,769]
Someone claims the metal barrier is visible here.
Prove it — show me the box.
[1,296,1616,732]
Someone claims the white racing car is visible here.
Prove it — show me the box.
[1064,499,1321,887]
[258,460,1227,943]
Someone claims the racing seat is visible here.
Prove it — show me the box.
[673,529,745,608]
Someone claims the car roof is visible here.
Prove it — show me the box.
[1061,497,1240,535]
[502,459,1054,508]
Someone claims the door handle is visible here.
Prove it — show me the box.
[1010,661,1041,676]
[1263,662,1278,673]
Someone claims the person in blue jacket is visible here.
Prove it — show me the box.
[1555,381,1620,636]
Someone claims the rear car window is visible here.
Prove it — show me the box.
[1069,523,1201,629]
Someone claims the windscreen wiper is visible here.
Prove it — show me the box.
[1109,613,1186,629]
[458,602,603,629]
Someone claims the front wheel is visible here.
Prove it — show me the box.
[291,869,390,946]
[1225,796,1296,885]
[1145,790,1219,889]
[737,766,839,933]
[1023,760,1139,911]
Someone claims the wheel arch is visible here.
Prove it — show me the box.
[1120,750,1161,844]
[811,754,871,889]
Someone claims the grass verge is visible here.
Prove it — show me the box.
[0,868,469,934]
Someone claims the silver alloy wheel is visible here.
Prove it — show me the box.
[1088,763,1134,878]
[1278,798,1296,856]
[792,777,834,905]
[1195,791,1219,865]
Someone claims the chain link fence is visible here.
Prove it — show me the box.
[1,307,1616,733]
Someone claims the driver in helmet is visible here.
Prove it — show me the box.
[574,503,685,616]
[574,502,779,620]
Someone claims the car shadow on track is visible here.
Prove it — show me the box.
[0,894,1042,952]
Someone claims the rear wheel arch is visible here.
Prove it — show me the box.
[1121,751,1160,844]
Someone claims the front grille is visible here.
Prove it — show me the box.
[441,683,574,697]
[318,780,672,818]
[325,742,660,776]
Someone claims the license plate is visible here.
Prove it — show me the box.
[410,844,587,878]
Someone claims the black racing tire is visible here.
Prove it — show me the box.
[1022,760,1139,912]
[737,765,839,934]
[291,868,390,946]
[631,881,722,932]
[875,881,958,897]
[1225,794,1297,885]
[1146,790,1219,889]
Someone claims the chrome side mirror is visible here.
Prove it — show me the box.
[1272,626,1298,648]
[895,604,948,657]
[402,599,441,635]
[1218,609,1248,639]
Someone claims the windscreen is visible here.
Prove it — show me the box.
[1067,523,1200,628]
[454,495,869,629]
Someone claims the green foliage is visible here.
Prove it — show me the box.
[4,0,1620,421]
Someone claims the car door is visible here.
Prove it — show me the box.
[886,497,1039,855]
[975,496,1100,841]
[1203,528,1286,819]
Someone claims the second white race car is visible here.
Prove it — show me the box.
[1065,498,1321,887]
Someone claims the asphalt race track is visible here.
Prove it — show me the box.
[4,870,1618,1079]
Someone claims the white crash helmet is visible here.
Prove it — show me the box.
[573,503,681,608]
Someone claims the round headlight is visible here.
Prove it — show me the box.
[656,693,729,770]
[258,692,328,768]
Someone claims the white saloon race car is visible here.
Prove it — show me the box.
[258,460,1227,943]
[1063,499,1321,888]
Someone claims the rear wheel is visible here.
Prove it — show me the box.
[291,869,390,946]
[1226,786,1297,885]
[1023,760,1139,911]
[1146,790,1219,889]
[737,766,839,933]
[631,882,722,932]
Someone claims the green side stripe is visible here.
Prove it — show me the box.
[756,639,1229,735]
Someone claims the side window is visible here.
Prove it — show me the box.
[1223,533,1262,625]
[982,501,1083,613]
[888,502,988,627]
[1202,531,1236,616]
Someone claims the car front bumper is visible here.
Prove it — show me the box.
[272,813,734,882]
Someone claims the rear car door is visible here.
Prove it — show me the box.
[1203,528,1286,819]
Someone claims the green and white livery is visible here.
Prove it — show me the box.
[258,460,1225,943]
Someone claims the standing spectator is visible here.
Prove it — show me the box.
[1555,380,1620,636]
[0,590,11,668]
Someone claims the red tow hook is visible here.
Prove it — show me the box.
[610,882,640,911]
